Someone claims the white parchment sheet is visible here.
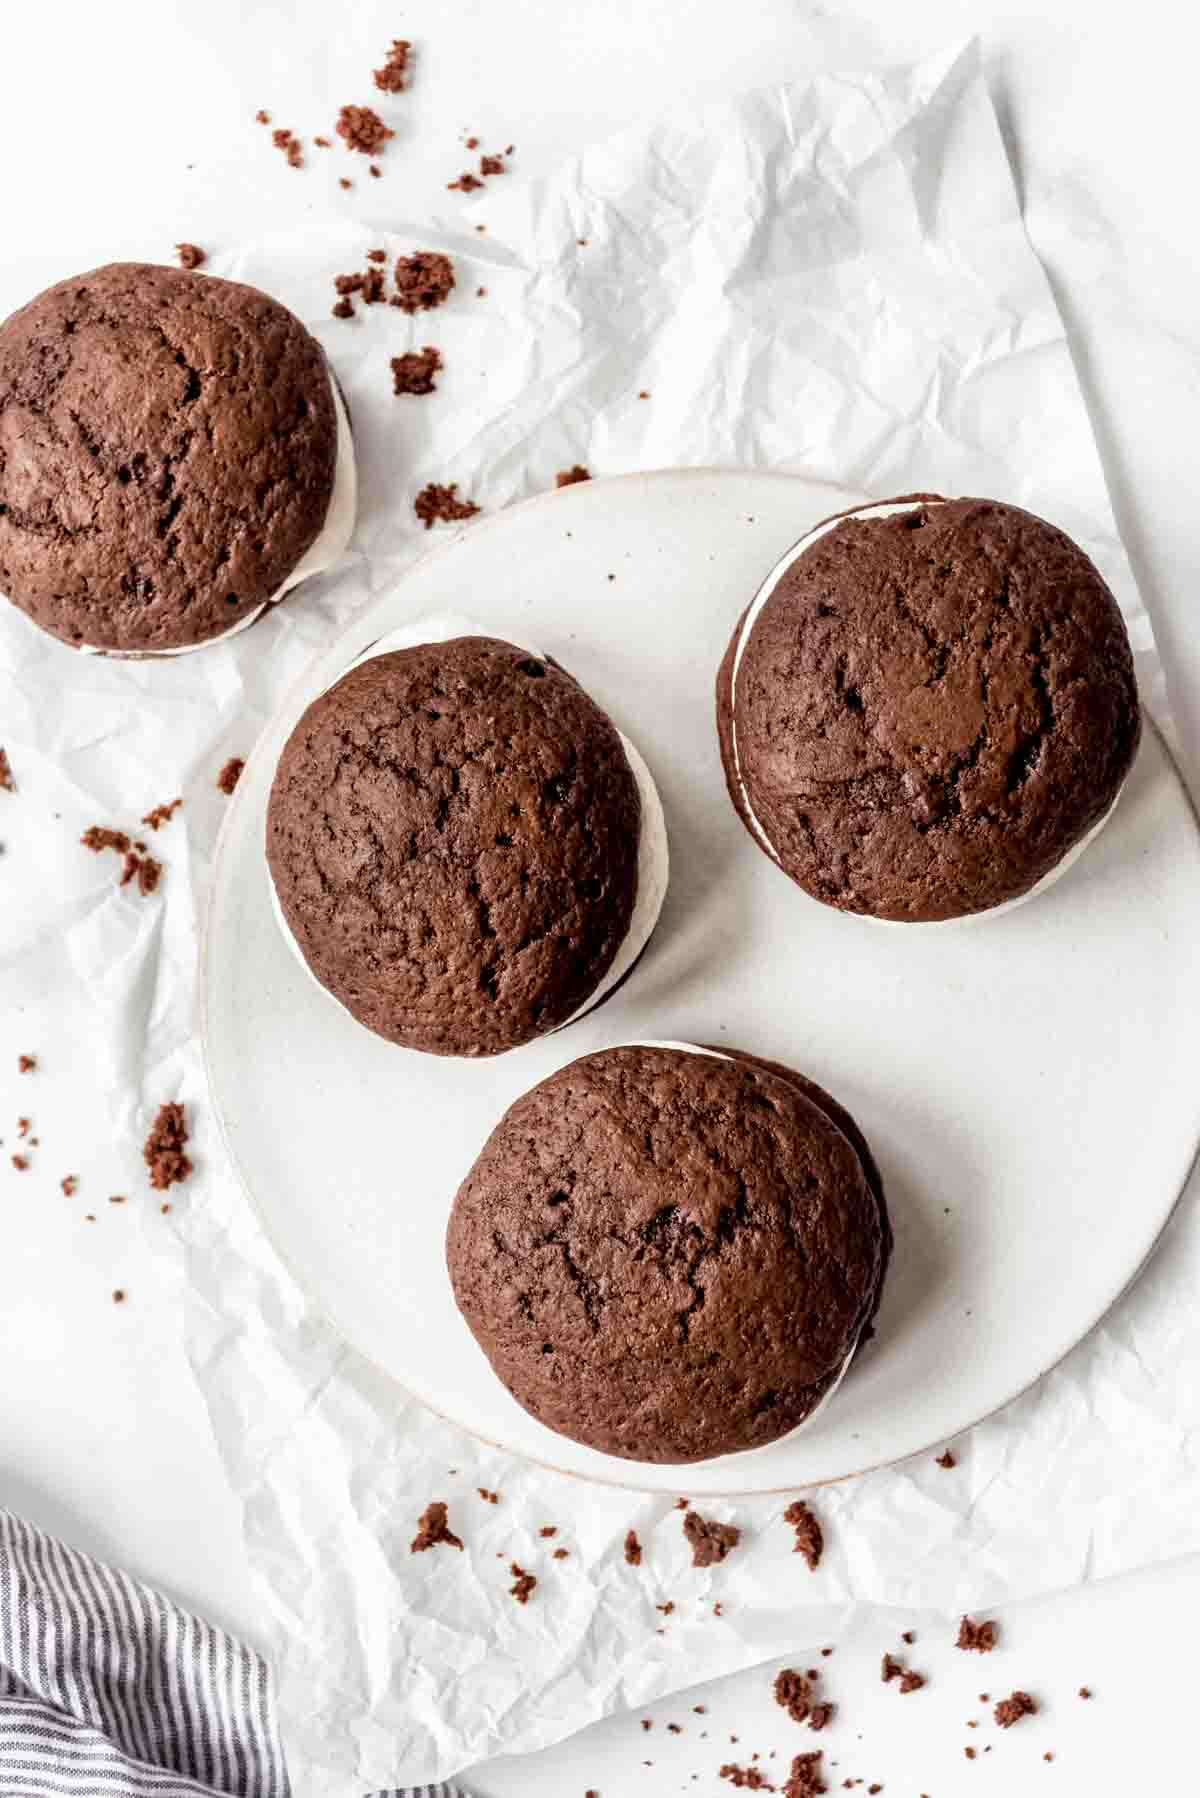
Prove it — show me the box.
[1,40,1195,1793]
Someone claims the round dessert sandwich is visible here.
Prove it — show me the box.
[446,1041,890,1463]
[716,496,1142,922]
[0,262,355,655]
[266,618,669,1056]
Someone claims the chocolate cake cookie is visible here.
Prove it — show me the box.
[717,497,1141,922]
[0,262,355,655]
[266,625,669,1056]
[446,1042,889,1462]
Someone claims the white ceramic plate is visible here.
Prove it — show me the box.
[202,469,1200,1496]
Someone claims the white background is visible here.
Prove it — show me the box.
[1,2,1198,1792]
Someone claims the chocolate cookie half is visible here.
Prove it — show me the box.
[446,1042,889,1462]
[267,621,668,1056]
[0,262,355,654]
[717,497,1141,922]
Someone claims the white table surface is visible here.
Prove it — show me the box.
[2,2,1197,1791]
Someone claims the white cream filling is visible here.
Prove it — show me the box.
[621,1038,869,1438]
[79,366,357,658]
[730,497,1124,925]
[270,613,669,1039]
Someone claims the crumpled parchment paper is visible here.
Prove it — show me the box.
[2,38,1196,1795]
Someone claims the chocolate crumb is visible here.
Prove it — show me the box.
[957,1617,998,1653]
[392,251,456,313]
[0,749,14,793]
[638,389,650,399]
[216,758,244,795]
[475,224,487,234]
[160,1203,171,1214]
[314,136,332,148]
[713,1601,724,1616]
[683,1509,741,1568]
[465,135,480,149]
[783,1750,826,1797]
[84,1214,96,1222]
[61,1175,78,1196]
[339,178,353,190]
[994,1691,1038,1728]
[141,798,182,832]
[667,1723,682,1734]
[656,1601,674,1616]
[965,1747,976,1760]
[175,244,206,271]
[509,1562,537,1604]
[821,1648,833,1657]
[936,1450,956,1469]
[11,1155,28,1171]
[366,248,387,263]
[410,1500,463,1553]
[901,1632,915,1645]
[271,129,303,169]
[1043,1752,1054,1762]
[624,1529,642,1566]
[642,1720,653,1732]
[881,1655,902,1684]
[17,1118,31,1139]
[478,1487,499,1504]
[18,1056,36,1074]
[784,1501,823,1570]
[143,1102,192,1191]
[369,165,382,178]
[675,1497,689,1509]
[719,1766,774,1791]
[808,1704,834,1732]
[480,154,505,176]
[899,1672,925,1694]
[337,105,393,155]
[539,1526,557,1538]
[391,347,443,396]
[414,483,480,530]
[774,1669,812,1725]
[556,465,591,488]
[255,110,270,125]
[109,1194,126,1204]
[1078,1687,1092,1700]
[373,38,412,93]
[332,298,355,320]
[448,171,484,192]
[552,1547,568,1560]
[81,826,132,856]
[112,1289,126,1304]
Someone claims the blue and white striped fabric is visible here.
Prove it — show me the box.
[0,1512,463,1798]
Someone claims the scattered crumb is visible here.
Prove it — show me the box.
[683,1509,741,1568]
[719,1766,774,1791]
[333,297,355,320]
[881,1655,902,1684]
[141,798,182,832]
[784,1501,823,1570]
[17,1118,30,1139]
[642,1720,653,1732]
[255,109,270,125]
[783,1750,826,1797]
[675,1498,689,1510]
[899,1673,925,1695]
[656,1602,675,1616]
[175,244,206,271]
[143,1102,193,1191]
[81,826,132,856]
[160,1203,171,1215]
[774,1669,813,1726]
[624,1529,642,1567]
[216,758,244,795]
[994,1691,1038,1728]
[509,1563,537,1604]
[314,136,332,148]
[0,748,14,793]
[84,1214,96,1222]
[414,483,480,530]
[369,164,382,178]
[936,1450,956,1469]
[476,286,487,298]
[18,1055,36,1074]
[713,1601,724,1616]
[112,1289,126,1304]
[337,105,394,154]
[11,1155,28,1172]
[821,1648,833,1658]
[667,1723,682,1735]
[448,171,484,192]
[965,1747,976,1761]
[339,178,353,190]
[392,250,456,313]
[109,1194,126,1205]
[1078,1687,1092,1700]
[552,1547,568,1560]
[808,1704,834,1732]
[60,1176,78,1197]
[1043,1752,1054,1762]
[373,38,412,93]
[119,849,162,896]
[478,1487,499,1504]
[539,1526,558,1538]
[366,248,387,264]
[465,135,480,149]
[410,1501,463,1553]
[391,347,443,396]
[480,154,506,176]
[638,389,650,399]
[475,224,486,234]
[556,465,591,488]
[271,128,303,169]
[957,1617,998,1653]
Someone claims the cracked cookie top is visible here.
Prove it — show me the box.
[717,498,1141,921]
[0,262,338,652]
[446,1043,887,1462]
[266,637,641,1056]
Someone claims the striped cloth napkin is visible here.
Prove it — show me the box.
[0,1511,463,1798]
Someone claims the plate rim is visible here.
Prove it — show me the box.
[199,465,1200,1497]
